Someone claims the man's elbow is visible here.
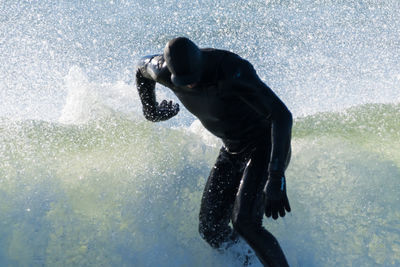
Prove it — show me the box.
[136,55,155,80]
[285,109,293,128]
[274,106,292,129]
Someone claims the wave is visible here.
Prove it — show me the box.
[0,102,399,266]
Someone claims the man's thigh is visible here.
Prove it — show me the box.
[199,146,248,227]
[232,139,271,225]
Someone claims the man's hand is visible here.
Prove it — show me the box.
[151,100,180,121]
[142,98,180,122]
[264,172,291,220]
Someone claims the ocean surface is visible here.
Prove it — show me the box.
[1,0,399,266]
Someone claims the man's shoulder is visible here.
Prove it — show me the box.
[217,52,255,81]
[201,48,243,61]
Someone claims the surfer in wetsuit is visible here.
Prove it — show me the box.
[135,37,292,267]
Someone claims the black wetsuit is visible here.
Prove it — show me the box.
[136,48,292,267]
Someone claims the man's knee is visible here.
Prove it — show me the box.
[232,214,258,238]
[199,220,233,249]
[199,224,217,248]
[199,221,220,248]
[231,215,244,235]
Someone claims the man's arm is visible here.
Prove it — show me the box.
[136,55,179,122]
[222,57,292,173]
[238,76,292,220]
[221,55,292,219]
[239,82,292,173]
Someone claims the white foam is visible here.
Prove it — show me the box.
[59,66,141,124]
[188,120,221,148]
[58,66,99,124]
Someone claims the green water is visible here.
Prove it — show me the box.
[1,103,399,266]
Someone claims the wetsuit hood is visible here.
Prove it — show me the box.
[164,37,203,86]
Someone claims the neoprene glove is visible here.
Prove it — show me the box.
[264,172,291,220]
[148,100,180,121]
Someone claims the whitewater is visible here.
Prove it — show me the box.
[1,0,399,266]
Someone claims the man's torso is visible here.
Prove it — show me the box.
[147,49,269,142]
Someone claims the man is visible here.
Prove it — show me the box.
[135,37,292,267]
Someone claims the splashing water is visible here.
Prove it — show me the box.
[1,0,399,266]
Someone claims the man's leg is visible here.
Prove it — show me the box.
[231,140,290,267]
[199,146,247,248]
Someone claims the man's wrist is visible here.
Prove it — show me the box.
[268,171,284,180]
[268,159,285,175]
[137,78,155,93]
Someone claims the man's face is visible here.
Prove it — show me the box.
[186,83,197,89]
